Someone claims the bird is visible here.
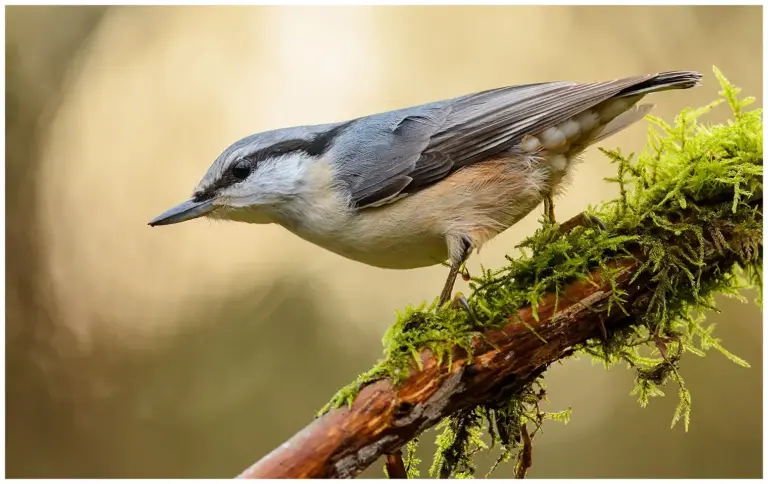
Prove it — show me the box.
[149,70,702,307]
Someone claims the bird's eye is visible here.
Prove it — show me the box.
[232,161,251,180]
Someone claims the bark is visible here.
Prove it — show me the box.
[237,208,754,479]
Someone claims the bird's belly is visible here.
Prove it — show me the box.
[287,217,449,269]
[331,235,448,269]
[282,154,563,269]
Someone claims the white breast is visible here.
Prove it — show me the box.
[277,154,552,270]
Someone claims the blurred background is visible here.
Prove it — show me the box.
[6,5,762,478]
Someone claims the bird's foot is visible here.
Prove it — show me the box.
[451,292,477,324]
[557,212,607,236]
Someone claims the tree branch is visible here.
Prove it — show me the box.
[237,208,754,479]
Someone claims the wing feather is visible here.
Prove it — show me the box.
[335,71,700,208]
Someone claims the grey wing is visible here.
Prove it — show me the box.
[337,71,699,208]
[330,103,451,208]
[417,76,654,173]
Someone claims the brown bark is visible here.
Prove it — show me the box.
[237,208,755,479]
[238,256,644,479]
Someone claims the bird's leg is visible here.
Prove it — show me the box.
[438,238,472,307]
[544,193,556,224]
[545,191,607,235]
[438,264,462,308]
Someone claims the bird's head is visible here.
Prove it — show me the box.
[148,122,349,227]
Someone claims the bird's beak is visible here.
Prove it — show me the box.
[148,199,215,227]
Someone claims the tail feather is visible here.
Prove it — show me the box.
[590,71,701,144]
[617,70,703,98]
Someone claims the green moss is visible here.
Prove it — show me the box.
[319,67,763,478]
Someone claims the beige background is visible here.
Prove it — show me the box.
[6,5,762,478]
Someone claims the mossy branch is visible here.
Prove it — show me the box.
[237,68,762,479]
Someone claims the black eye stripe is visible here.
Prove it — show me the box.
[243,139,313,163]
[239,121,355,163]
[305,121,354,156]
[193,120,356,202]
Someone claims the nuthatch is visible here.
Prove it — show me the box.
[149,71,701,305]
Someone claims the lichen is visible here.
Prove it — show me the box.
[319,67,762,478]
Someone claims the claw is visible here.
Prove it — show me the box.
[557,212,607,236]
[452,292,477,324]
[587,214,607,231]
